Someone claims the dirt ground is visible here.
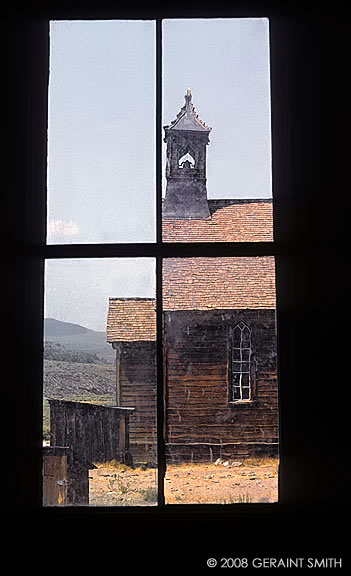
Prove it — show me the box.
[88,458,279,506]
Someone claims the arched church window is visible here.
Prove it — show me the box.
[230,322,252,401]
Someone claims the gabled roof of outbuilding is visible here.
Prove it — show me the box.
[106,298,156,342]
[162,199,273,242]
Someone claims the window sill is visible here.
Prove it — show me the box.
[228,400,257,407]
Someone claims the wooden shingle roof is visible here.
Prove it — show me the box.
[107,197,275,342]
[106,298,156,342]
[162,199,273,242]
[107,257,275,342]
[163,257,276,311]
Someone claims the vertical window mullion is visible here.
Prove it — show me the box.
[156,18,165,507]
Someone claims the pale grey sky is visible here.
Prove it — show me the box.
[44,258,155,332]
[45,18,272,331]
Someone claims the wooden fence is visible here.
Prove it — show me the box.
[43,399,134,505]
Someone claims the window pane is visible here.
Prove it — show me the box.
[241,373,250,387]
[47,21,155,244]
[232,374,241,387]
[163,256,278,504]
[232,361,241,373]
[233,328,242,348]
[43,258,157,506]
[233,348,241,361]
[242,328,251,348]
[162,19,273,242]
[241,349,251,362]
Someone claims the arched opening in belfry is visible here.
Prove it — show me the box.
[178,151,195,168]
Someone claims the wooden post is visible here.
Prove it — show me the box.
[43,446,69,506]
[119,414,126,462]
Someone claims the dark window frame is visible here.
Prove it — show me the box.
[23,16,279,510]
[13,5,343,561]
[14,15,279,511]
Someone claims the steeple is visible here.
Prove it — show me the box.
[163,89,211,219]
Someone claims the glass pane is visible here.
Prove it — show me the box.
[233,328,242,348]
[232,374,241,387]
[163,256,279,504]
[233,348,241,361]
[47,21,155,244]
[241,349,250,362]
[162,19,273,242]
[43,258,157,506]
[241,373,250,387]
[242,327,251,348]
[232,361,241,373]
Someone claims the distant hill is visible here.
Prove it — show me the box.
[44,318,90,336]
[44,318,115,364]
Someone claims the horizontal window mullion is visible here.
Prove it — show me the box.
[34,241,279,260]
[30,243,158,259]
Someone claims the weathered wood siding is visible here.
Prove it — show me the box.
[49,399,134,467]
[119,342,157,466]
[42,445,89,506]
[43,446,69,506]
[164,309,278,462]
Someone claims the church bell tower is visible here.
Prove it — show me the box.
[163,89,211,219]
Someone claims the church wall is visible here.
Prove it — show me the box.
[164,309,278,462]
[117,308,278,465]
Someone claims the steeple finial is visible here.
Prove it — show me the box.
[185,88,192,106]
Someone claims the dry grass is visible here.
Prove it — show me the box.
[89,458,278,506]
[240,457,279,468]
[93,459,153,474]
[165,457,279,471]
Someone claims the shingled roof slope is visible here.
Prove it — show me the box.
[163,257,276,311]
[162,199,273,242]
[107,258,276,342]
[107,298,156,342]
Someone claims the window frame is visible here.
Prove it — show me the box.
[228,322,253,404]
[29,17,279,510]
[14,9,343,554]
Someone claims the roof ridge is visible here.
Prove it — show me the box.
[208,198,273,204]
[109,297,155,302]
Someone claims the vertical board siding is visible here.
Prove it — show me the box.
[119,342,157,465]
[48,399,134,466]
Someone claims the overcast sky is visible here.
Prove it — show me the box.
[45,18,272,331]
